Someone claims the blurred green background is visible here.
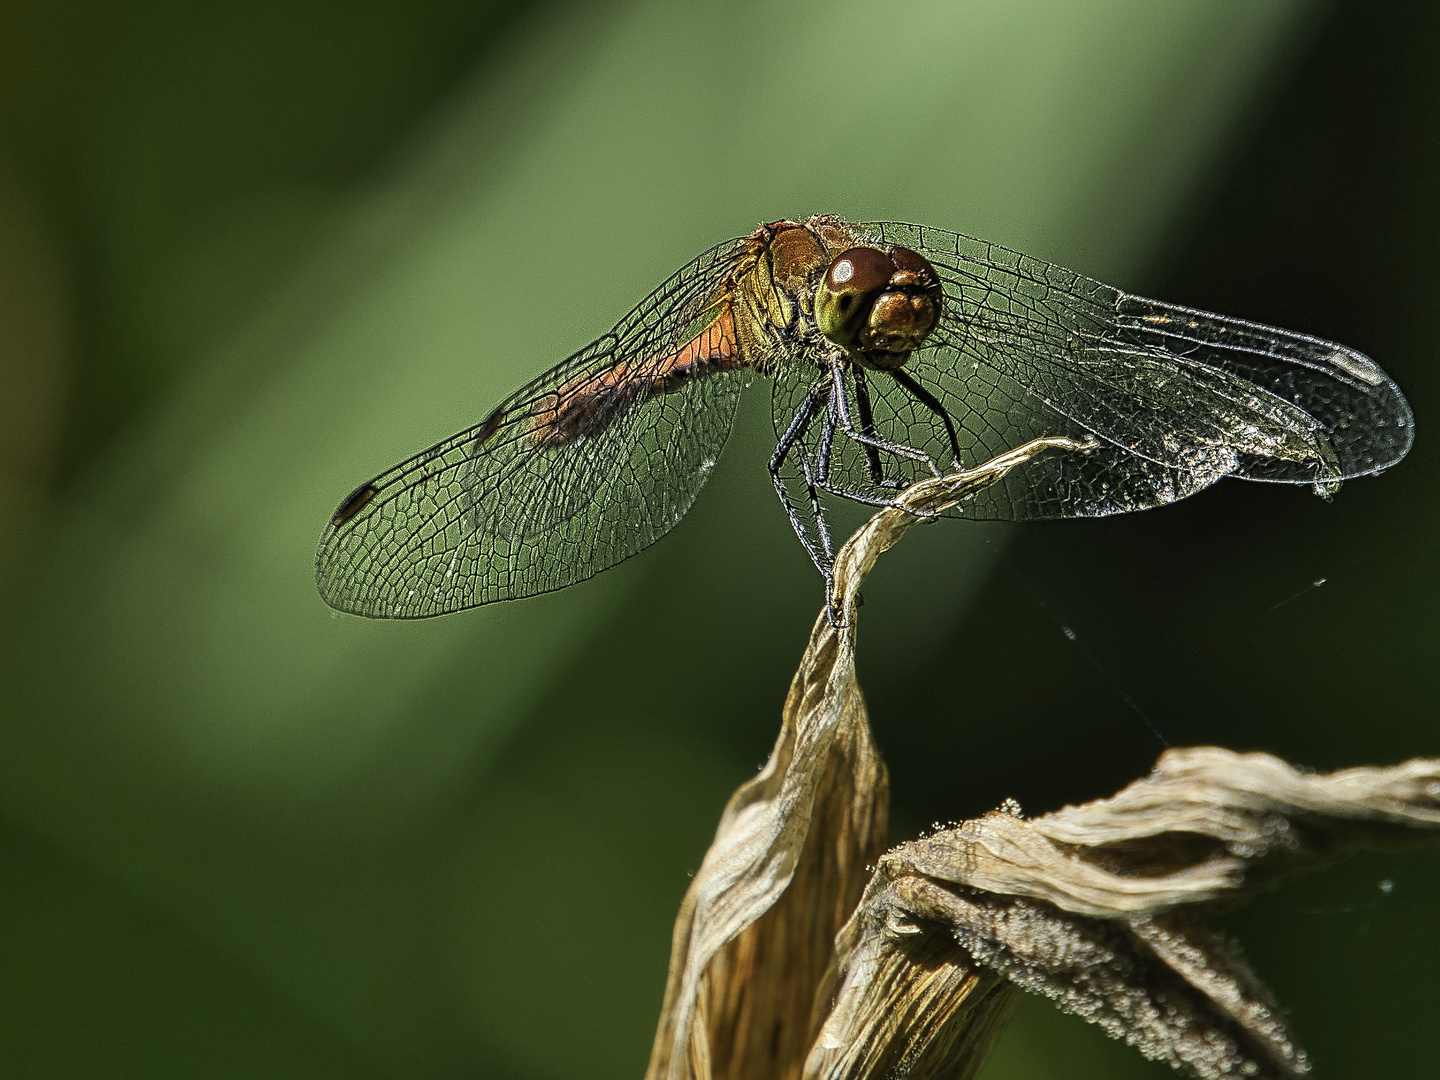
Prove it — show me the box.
[0,1,1435,1076]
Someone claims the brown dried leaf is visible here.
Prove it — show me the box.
[646,438,1440,1080]
[803,880,1018,1080]
[646,438,1080,1080]
[818,749,1440,1078]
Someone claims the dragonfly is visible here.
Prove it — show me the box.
[316,215,1413,619]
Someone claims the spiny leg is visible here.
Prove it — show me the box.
[891,367,963,470]
[770,382,835,591]
[814,376,937,518]
[852,368,897,488]
[815,356,943,512]
[828,357,940,477]
[811,392,935,626]
[811,396,854,626]
[798,427,837,594]
[794,408,835,567]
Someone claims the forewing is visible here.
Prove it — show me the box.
[829,221,1413,521]
[316,237,749,618]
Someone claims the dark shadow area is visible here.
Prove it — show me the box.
[880,0,1440,823]
[876,4,1440,1075]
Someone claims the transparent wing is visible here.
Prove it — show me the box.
[316,237,750,618]
[797,221,1413,521]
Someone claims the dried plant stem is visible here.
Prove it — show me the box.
[644,438,1440,1080]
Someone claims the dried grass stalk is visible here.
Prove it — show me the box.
[644,438,1440,1080]
[818,746,1440,1079]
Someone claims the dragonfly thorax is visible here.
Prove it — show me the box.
[814,246,942,371]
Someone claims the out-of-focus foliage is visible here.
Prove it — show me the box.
[0,2,1435,1078]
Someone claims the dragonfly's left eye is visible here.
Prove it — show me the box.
[815,246,942,369]
[816,247,897,346]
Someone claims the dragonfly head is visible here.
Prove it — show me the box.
[814,246,942,370]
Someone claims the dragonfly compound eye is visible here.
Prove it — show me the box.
[815,245,942,369]
[815,247,896,347]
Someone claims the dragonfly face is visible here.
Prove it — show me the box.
[316,215,1413,619]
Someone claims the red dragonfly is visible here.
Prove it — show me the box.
[316,215,1412,618]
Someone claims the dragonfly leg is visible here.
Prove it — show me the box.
[796,406,836,567]
[811,398,853,625]
[852,368,900,489]
[890,368,963,470]
[770,382,836,591]
[828,358,941,477]
[814,382,939,517]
